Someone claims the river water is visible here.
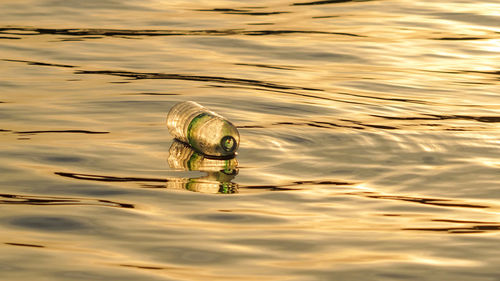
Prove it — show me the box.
[1,0,499,280]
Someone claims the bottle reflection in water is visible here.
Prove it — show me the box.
[166,101,240,157]
[167,140,238,194]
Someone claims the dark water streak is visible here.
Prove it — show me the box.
[196,8,290,16]
[55,172,166,183]
[0,27,363,38]
[205,84,368,106]
[5,242,45,248]
[239,117,492,132]
[348,192,491,209]
[235,63,298,70]
[17,130,110,135]
[292,0,373,6]
[119,264,167,270]
[403,225,500,234]
[1,193,134,209]
[338,92,435,105]
[125,92,179,96]
[75,70,322,91]
[434,37,487,41]
[2,59,75,68]
[374,114,500,123]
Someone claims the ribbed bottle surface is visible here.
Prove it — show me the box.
[166,101,240,157]
[166,101,206,144]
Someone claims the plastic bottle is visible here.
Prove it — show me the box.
[166,101,240,157]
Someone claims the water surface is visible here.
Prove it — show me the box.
[1,0,500,280]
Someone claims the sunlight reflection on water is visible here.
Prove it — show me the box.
[1,0,500,280]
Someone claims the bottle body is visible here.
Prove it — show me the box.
[167,101,240,157]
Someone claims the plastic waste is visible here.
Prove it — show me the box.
[167,101,240,157]
[167,140,238,194]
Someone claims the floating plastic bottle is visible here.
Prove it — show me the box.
[167,140,238,194]
[166,101,240,157]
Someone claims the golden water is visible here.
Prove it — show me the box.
[1,0,499,280]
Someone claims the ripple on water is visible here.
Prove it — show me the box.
[7,215,90,232]
[187,210,288,225]
[146,246,234,266]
